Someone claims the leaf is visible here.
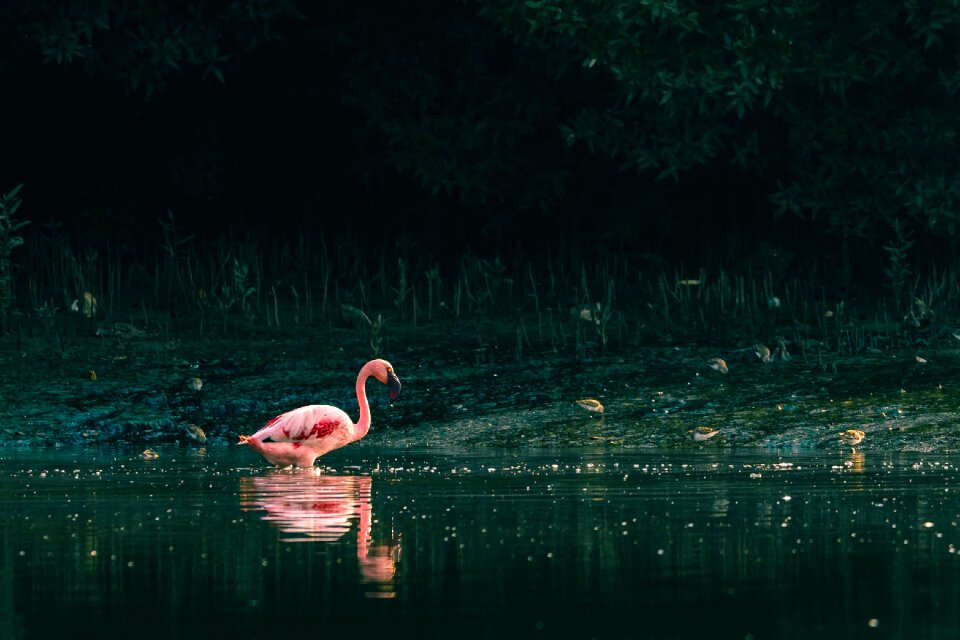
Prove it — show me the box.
[656,165,679,182]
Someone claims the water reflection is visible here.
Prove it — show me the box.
[6,448,960,638]
[239,471,398,597]
[846,451,865,473]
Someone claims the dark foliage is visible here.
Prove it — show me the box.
[2,0,959,280]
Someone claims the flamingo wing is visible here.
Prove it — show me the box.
[252,405,352,444]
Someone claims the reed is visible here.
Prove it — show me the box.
[0,184,28,335]
[6,211,960,363]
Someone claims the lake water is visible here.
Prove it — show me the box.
[3,445,960,639]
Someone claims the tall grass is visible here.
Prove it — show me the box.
[6,214,957,359]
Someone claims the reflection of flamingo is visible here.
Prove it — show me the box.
[238,359,401,467]
[240,472,399,595]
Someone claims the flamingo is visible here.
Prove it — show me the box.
[238,359,401,467]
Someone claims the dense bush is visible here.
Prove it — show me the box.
[3,0,959,279]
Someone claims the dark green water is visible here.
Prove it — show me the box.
[3,446,960,639]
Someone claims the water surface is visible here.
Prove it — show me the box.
[3,446,960,639]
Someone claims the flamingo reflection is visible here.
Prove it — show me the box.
[240,471,399,597]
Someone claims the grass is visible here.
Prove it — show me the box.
[0,184,28,335]
[5,214,960,362]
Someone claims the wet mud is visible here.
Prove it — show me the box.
[2,322,959,455]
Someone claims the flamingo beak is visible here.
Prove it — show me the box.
[387,372,401,401]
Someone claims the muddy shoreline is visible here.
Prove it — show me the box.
[3,315,959,453]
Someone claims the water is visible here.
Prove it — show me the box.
[3,446,960,639]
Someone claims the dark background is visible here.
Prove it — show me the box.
[3,0,960,292]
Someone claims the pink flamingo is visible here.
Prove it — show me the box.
[238,359,401,467]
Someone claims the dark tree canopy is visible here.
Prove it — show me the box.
[3,0,960,277]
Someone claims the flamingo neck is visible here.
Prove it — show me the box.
[353,362,374,441]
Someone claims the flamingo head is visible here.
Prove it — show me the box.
[370,359,402,401]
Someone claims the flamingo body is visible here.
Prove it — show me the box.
[239,359,401,467]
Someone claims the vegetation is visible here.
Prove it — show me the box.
[2,1,960,350]
[0,184,27,335]
[6,215,958,366]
